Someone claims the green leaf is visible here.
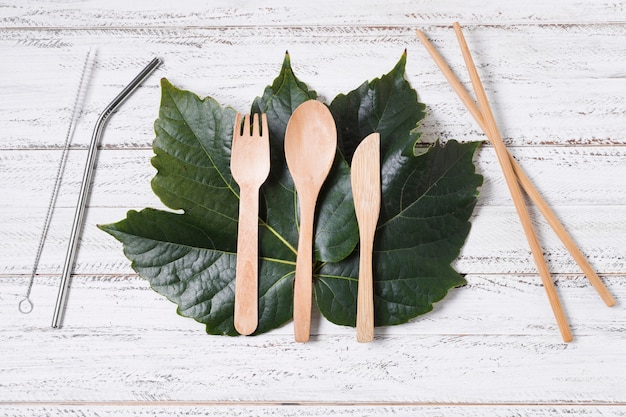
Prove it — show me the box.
[330,51,425,163]
[100,55,358,335]
[100,52,482,335]
[315,140,482,326]
[99,209,294,335]
[315,52,483,326]
[150,79,239,251]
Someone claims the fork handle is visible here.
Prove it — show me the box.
[234,184,261,335]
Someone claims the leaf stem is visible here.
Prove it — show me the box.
[315,273,358,282]
[260,219,298,255]
[260,256,296,266]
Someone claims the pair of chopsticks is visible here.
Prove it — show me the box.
[417,23,615,342]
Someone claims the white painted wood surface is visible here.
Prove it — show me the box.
[1,1,625,415]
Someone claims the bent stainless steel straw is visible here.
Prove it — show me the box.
[52,57,162,328]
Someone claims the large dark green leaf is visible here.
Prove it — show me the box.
[100,53,482,335]
[100,209,294,335]
[100,56,358,335]
[330,51,425,164]
[100,78,299,335]
[315,140,482,326]
[314,52,483,327]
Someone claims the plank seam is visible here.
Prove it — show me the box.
[2,21,626,31]
[1,401,626,407]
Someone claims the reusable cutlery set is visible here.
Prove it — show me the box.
[20,23,614,342]
[231,100,381,342]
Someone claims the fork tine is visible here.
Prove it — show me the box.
[233,112,242,141]
[243,114,251,137]
[252,114,260,137]
[260,113,268,138]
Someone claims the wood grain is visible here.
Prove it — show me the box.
[1,0,625,414]
[1,205,624,276]
[3,273,624,335]
[1,328,625,403]
[1,25,625,150]
[1,405,625,417]
[3,147,626,209]
[1,0,625,27]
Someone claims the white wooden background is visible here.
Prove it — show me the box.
[1,1,625,415]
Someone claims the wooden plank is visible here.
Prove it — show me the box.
[0,404,625,417]
[3,146,625,209]
[1,24,625,149]
[0,329,625,402]
[1,0,625,27]
[2,273,623,336]
[1,205,624,275]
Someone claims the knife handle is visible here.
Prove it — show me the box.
[356,232,375,342]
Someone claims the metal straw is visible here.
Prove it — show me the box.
[52,57,162,328]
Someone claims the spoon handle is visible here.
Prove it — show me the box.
[234,184,260,335]
[293,198,316,343]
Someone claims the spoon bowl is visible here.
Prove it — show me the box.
[285,101,337,190]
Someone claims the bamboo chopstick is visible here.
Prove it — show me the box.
[448,23,571,342]
[416,25,615,342]
[415,25,615,309]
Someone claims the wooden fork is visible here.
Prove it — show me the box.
[231,113,271,336]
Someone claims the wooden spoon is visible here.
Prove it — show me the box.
[284,100,337,343]
[351,133,381,343]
